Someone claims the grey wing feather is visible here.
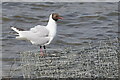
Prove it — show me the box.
[30,25,49,37]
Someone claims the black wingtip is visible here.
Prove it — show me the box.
[10,26,15,29]
[10,26,24,31]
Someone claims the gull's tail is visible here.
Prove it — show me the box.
[11,27,20,33]
[11,26,25,33]
[11,26,26,40]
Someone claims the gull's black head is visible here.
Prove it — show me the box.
[52,13,63,21]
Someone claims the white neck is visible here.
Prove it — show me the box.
[46,14,57,37]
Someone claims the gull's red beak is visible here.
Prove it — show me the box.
[58,17,63,19]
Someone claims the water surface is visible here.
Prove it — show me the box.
[2,2,119,78]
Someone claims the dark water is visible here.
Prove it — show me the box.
[2,2,119,78]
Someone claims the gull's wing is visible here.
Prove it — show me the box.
[30,25,49,37]
[16,25,50,45]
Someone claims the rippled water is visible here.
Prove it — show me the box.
[2,2,119,78]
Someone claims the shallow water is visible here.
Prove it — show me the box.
[2,2,119,78]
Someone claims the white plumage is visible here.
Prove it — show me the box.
[11,13,62,47]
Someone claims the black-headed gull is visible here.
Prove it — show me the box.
[11,13,63,56]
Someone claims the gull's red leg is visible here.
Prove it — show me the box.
[40,46,44,56]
